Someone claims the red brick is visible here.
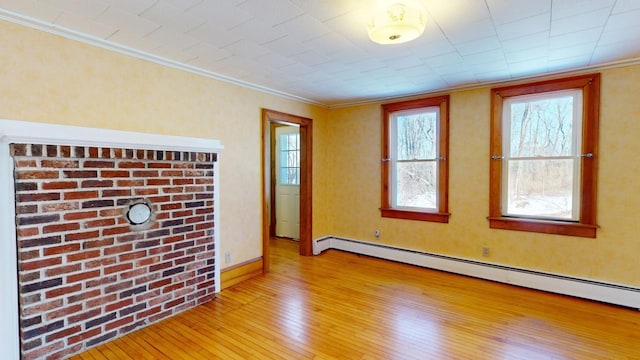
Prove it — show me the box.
[133,170,159,177]
[173,178,194,185]
[66,250,100,262]
[136,305,161,320]
[43,222,80,234]
[149,278,171,290]
[18,193,61,202]
[18,227,40,237]
[85,257,117,268]
[172,210,193,218]
[149,310,173,324]
[161,203,181,211]
[150,245,173,255]
[42,181,78,190]
[104,263,133,275]
[185,231,206,240]
[162,186,184,194]
[172,194,194,201]
[148,195,171,203]
[44,244,81,256]
[64,190,99,200]
[16,170,59,179]
[67,270,100,283]
[135,273,160,286]
[149,261,172,272]
[65,230,99,242]
[137,256,160,267]
[83,238,115,249]
[162,282,185,294]
[22,299,64,316]
[68,289,101,304]
[46,325,81,342]
[144,180,168,188]
[85,295,117,310]
[196,178,214,184]
[85,218,116,228]
[22,257,62,271]
[45,304,83,321]
[102,170,130,177]
[136,288,160,303]
[105,298,133,312]
[81,180,113,188]
[64,211,98,220]
[163,236,185,245]
[19,249,40,261]
[119,250,146,261]
[100,209,122,217]
[42,202,79,212]
[23,341,64,359]
[15,159,37,167]
[103,189,131,197]
[41,160,79,168]
[186,216,204,224]
[83,160,115,168]
[161,170,183,176]
[45,283,82,298]
[104,244,133,255]
[67,328,101,345]
[103,226,130,236]
[134,188,158,195]
[118,161,145,168]
[149,293,172,307]
[148,162,171,169]
[45,263,81,277]
[120,268,146,279]
[117,179,145,187]
[105,315,134,331]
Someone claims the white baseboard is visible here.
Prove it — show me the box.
[313,236,640,309]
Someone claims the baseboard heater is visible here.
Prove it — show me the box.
[313,236,640,309]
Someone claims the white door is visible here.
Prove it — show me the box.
[275,126,300,239]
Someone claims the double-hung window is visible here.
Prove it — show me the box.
[489,74,600,237]
[381,95,450,223]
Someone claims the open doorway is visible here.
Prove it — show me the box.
[262,109,312,273]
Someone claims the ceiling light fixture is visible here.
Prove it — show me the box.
[367,2,426,45]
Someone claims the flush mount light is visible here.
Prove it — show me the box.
[367,2,426,45]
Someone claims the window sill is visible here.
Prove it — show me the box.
[381,208,450,223]
[488,216,596,238]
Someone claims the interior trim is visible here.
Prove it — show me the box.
[313,236,640,309]
[2,8,640,109]
[220,257,264,290]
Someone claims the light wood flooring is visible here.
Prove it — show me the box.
[71,237,640,359]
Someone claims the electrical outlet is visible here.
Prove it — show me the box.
[374,229,380,238]
[224,251,231,263]
[482,246,490,257]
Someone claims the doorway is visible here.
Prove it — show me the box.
[262,109,312,273]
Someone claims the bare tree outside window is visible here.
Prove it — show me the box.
[504,92,581,220]
[394,110,438,209]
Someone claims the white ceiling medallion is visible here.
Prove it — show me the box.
[367,2,426,45]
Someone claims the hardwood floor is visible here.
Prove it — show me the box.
[71,238,640,359]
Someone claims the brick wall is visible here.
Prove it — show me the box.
[12,143,217,359]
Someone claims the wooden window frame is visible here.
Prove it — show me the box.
[489,74,600,238]
[381,95,450,223]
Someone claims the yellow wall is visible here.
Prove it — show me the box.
[3,18,640,288]
[0,20,329,269]
[326,65,640,286]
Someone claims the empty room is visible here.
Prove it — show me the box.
[1,0,639,359]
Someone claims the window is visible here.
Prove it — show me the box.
[279,132,300,185]
[489,74,600,237]
[381,95,450,223]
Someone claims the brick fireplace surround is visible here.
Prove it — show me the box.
[0,120,222,359]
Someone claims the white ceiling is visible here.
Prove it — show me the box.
[1,0,639,107]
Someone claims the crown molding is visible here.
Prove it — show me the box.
[0,8,326,108]
[2,7,640,110]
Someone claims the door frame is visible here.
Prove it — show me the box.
[262,109,313,272]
